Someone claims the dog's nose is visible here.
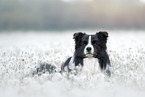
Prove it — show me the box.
[86,47,92,52]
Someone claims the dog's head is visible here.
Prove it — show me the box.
[73,31,108,58]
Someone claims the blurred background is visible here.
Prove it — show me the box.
[0,0,145,31]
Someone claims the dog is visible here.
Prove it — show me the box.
[61,31,111,77]
[33,31,111,77]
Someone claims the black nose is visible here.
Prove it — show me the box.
[86,47,91,51]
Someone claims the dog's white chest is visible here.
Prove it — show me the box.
[82,58,101,74]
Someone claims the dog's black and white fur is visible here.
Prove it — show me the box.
[61,31,111,76]
[33,31,111,77]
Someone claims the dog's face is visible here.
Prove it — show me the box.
[73,31,108,58]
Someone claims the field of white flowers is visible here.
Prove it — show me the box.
[0,31,145,97]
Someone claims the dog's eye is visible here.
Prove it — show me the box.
[83,41,87,45]
[92,40,97,44]
[92,40,101,46]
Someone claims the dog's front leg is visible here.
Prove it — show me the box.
[67,56,84,75]
[73,57,83,74]
[61,56,83,73]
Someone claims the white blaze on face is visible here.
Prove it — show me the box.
[84,36,94,56]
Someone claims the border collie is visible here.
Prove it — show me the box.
[33,31,111,77]
[61,31,111,76]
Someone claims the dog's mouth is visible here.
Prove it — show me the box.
[85,52,97,58]
[85,53,94,58]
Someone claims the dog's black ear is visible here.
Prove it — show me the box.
[73,32,86,50]
[73,32,86,40]
[97,31,108,43]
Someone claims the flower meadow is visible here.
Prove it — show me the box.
[0,31,145,97]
